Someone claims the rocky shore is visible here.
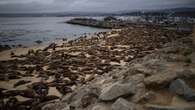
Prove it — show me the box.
[0,24,194,110]
[66,17,127,29]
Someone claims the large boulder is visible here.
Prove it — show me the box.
[112,98,136,110]
[99,82,136,101]
[144,67,195,87]
[124,74,146,103]
[169,79,195,101]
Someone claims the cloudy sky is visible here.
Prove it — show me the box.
[0,0,194,13]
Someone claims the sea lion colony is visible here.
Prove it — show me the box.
[0,25,191,110]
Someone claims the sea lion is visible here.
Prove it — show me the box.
[14,80,31,88]
[43,43,57,51]
[5,97,18,110]
[40,95,59,102]
[19,90,36,99]
[56,85,72,95]
[3,90,21,98]
[31,82,49,97]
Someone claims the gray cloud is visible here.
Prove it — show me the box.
[0,0,194,13]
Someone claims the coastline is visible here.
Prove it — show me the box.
[0,24,195,110]
[0,29,115,61]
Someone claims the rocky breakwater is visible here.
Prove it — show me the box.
[66,17,127,29]
[0,25,191,110]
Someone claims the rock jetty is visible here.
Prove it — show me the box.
[66,17,127,29]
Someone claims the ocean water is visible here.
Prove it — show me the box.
[0,17,109,47]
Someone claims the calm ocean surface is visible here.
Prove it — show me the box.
[0,17,109,47]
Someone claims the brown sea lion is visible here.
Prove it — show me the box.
[31,82,49,97]
[56,85,72,95]
[14,80,31,88]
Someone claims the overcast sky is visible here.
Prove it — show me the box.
[0,0,194,13]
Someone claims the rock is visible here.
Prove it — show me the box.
[65,86,100,109]
[144,72,178,87]
[169,79,195,101]
[112,98,136,110]
[144,67,195,87]
[145,104,195,110]
[80,92,98,108]
[35,40,43,44]
[123,74,145,84]
[92,105,108,110]
[41,102,67,110]
[61,106,71,110]
[131,83,146,103]
[189,52,195,64]
[99,82,135,101]
[123,73,146,103]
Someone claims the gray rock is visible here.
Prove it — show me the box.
[124,74,146,103]
[145,104,195,110]
[112,98,136,110]
[41,101,66,110]
[169,79,195,101]
[189,52,195,64]
[131,83,146,103]
[99,82,135,101]
[144,71,178,87]
[92,105,109,110]
[61,106,71,110]
[67,86,100,109]
[144,67,195,87]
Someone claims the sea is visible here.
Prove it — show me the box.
[0,17,109,47]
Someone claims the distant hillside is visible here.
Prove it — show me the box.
[0,7,194,18]
[162,7,195,18]
[121,7,195,18]
[161,7,195,13]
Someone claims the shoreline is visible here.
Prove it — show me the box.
[0,44,46,61]
[0,24,194,110]
[0,29,115,61]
